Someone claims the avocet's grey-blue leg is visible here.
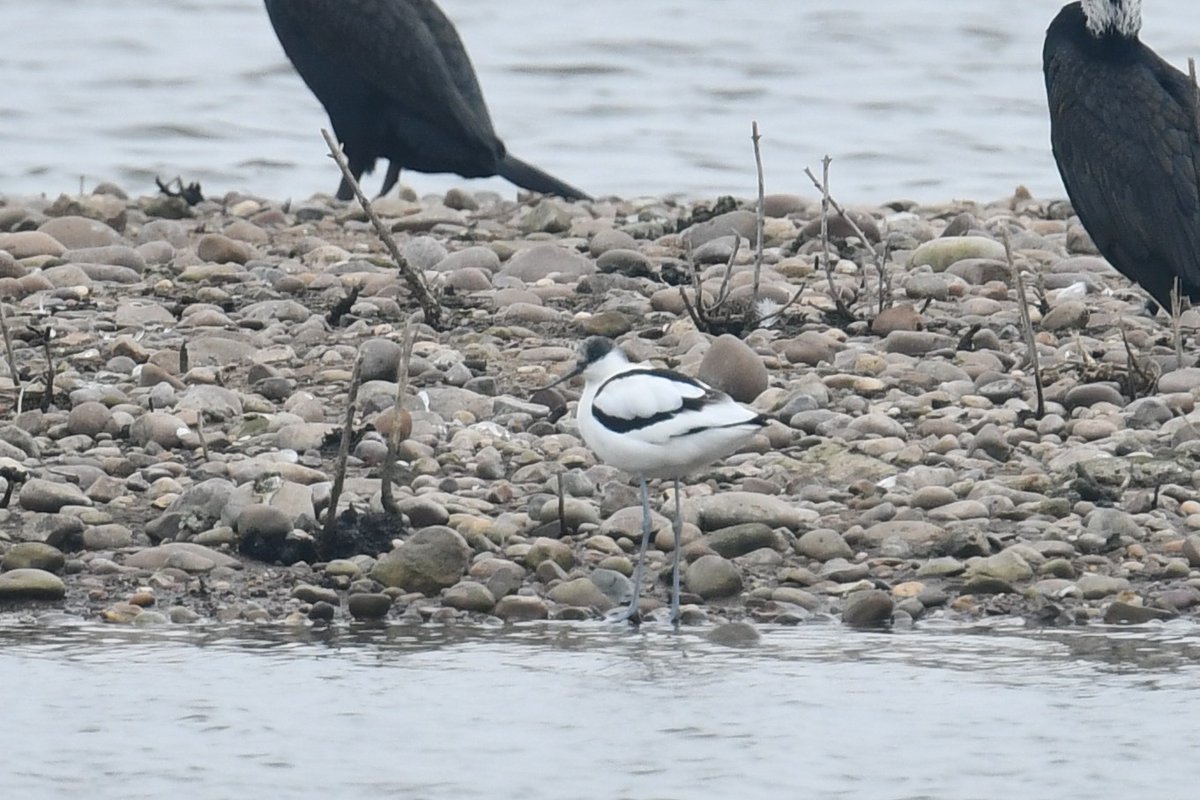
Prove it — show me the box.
[606,475,653,624]
[671,477,683,628]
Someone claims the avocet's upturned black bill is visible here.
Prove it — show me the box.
[1044,0,1200,310]
[264,0,591,202]
[547,336,768,626]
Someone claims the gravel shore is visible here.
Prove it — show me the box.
[0,182,1197,630]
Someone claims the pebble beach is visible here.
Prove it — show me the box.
[1,182,1198,632]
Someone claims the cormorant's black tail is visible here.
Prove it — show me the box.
[498,153,591,201]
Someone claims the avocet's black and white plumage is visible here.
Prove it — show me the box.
[547,336,767,626]
[1044,0,1200,310]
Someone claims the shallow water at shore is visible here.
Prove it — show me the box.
[4,620,1199,799]
[3,0,1200,202]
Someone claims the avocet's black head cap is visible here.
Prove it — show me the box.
[539,336,617,391]
[578,336,616,367]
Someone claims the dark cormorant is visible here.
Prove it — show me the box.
[1044,0,1200,310]
[264,0,590,201]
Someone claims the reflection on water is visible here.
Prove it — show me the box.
[2,619,1199,799]
[3,0,1199,202]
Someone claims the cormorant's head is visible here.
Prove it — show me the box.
[1081,0,1142,38]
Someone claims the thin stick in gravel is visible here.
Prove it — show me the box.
[320,349,365,554]
[1170,276,1185,368]
[0,302,18,391]
[876,240,893,317]
[557,472,568,537]
[679,281,705,332]
[1002,229,1045,418]
[320,128,444,330]
[380,319,416,516]
[803,160,886,287]
[802,163,883,265]
[751,121,765,307]
[679,231,740,333]
[39,329,54,413]
[810,156,855,321]
[1117,321,1158,398]
[193,415,210,462]
[712,232,739,313]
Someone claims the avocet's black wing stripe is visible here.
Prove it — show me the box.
[591,368,719,433]
[590,367,766,439]
[670,414,768,439]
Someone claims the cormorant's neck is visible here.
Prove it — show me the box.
[1082,0,1142,40]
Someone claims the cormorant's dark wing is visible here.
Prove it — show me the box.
[408,0,494,135]
[1045,38,1200,308]
[265,0,501,171]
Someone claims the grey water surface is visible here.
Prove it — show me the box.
[3,619,1200,799]
[5,3,1200,796]
[3,0,1200,202]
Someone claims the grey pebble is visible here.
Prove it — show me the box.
[685,554,743,599]
[841,589,894,628]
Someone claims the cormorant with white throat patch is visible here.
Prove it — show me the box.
[265,0,591,201]
[1044,0,1200,310]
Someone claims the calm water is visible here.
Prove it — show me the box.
[3,619,1200,799]
[3,0,1200,203]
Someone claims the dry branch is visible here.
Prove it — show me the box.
[0,302,18,390]
[751,121,765,305]
[810,157,856,321]
[802,158,893,318]
[320,350,365,552]
[1170,276,1185,367]
[1002,229,1045,418]
[380,320,416,515]
[679,229,742,333]
[321,128,444,330]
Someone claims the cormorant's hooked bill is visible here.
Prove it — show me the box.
[1044,0,1200,310]
[264,0,591,202]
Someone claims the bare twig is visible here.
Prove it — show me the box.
[681,247,709,331]
[1118,321,1158,398]
[679,227,745,333]
[1171,276,1185,367]
[557,472,568,537]
[321,128,444,330]
[194,417,210,462]
[679,284,705,331]
[876,240,893,317]
[0,302,18,390]
[751,121,765,305]
[802,156,889,322]
[710,233,740,313]
[956,322,984,351]
[320,350,366,553]
[40,331,54,413]
[812,157,855,321]
[1003,229,1045,418]
[802,163,883,275]
[819,157,833,293]
[767,281,809,322]
[380,320,416,515]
